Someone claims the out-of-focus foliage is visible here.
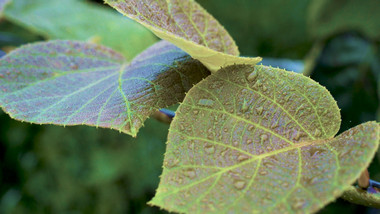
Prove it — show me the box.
[0,113,168,214]
[3,0,158,60]
[197,0,312,59]
[0,0,379,213]
[310,32,379,133]
[308,0,380,41]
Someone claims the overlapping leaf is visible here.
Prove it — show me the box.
[3,0,157,60]
[105,0,261,72]
[0,40,210,136]
[151,65,380,213]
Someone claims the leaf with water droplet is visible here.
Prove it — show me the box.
[0,40,209,136]
[3,0,157,60]
[104,0,261,72]
[151,64,380,213]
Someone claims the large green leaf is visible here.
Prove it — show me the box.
[0,40,209,136]
[3,0,157,60]
[151,65,380,213]
[105,0,261,72]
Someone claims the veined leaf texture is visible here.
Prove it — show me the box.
[0,40,209,136]
[151,65,380,213]
[105,0,262,72]
[3,0,158,60]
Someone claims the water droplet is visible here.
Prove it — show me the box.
[270,122,279,129]
[261,134,268,142]
[266,146,273,151]
[184,169,196,178]
[248,125,254,131]
[198,99,214,107]
[241,99,249,112]
[308,176,318,185]
[262,85,267,92]
[247,69,258,82]
[233,141,239,147]
[309,148,324,157]
[233,180,246,190]
[205,145,215,154]
[223,128,228,132]
[164,158,180,168]
[237,154,249,162]
[179,124,185,131]
[259,170,268,176]
[291,198,305,210]
[282,182,289,188]
[255,106,264,115]
[314,129,321,137]
[293,132,302,141]
[193,110,199,115]
[263,161,274,168]
[246,139,253,144]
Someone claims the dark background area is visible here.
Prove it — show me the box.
[0,0,379,213]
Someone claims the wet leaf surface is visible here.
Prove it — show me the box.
[151,64,380,213]
[105,0,261,72]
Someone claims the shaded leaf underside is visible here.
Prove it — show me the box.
[0,40,210,136]
[151,65,380,213]
[4,0,157,60]
[105,0,261,72]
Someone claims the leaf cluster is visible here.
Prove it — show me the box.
[0,0,379,213]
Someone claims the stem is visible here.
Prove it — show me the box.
[152,109,175,124]
[159,108,175,119]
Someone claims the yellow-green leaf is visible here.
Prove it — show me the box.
[151,65,380,213]
[0,40,209,136]
[341,186,380,209]
[3,0,157,60]
[104,0,261,72]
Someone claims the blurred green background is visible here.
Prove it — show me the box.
[0,0,379,213]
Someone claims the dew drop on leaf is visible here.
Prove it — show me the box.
[184,169,196,179]
[198,99,214,107]
[255,106,264,115]
[237,154,249,162]
[233,180,246,190]
[261,134,268,142]
[205,145,215,154]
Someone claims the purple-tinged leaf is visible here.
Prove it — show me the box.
[0,40,210,136]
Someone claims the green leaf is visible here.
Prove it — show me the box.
[150,65,380,213]
[3,0,157,60]
[0,0,11,15]
[0,40,210,136]
[104,0,261,72]
[341,186,380,209]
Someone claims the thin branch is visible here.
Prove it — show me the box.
[152,108,175,124]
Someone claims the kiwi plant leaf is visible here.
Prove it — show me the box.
[3,0,157,60]
[151,65,380,213]
[341,186,380,209]
[0,0,11,14]
[0,40,210,137]
[104,0,262,72]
